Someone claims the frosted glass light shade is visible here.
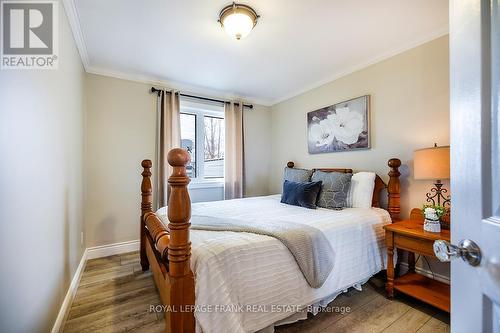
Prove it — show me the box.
[219,3,259,40]
[222,13,254,40]
[414,146,450,180]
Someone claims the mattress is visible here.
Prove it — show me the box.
[157,194,391,333]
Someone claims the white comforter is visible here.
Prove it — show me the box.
[157,195,391,333]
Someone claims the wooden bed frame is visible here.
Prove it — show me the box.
[139,148,401,333]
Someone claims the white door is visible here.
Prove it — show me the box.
[445,0,500,331]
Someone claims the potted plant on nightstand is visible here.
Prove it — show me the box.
[422,204,447,233]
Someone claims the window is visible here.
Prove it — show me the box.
[180,113,197,178]
[203,116,224,178]
[180,99,225,181]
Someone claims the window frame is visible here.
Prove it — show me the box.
[180,112,198,178]
[203,114,224,179]
[180,99,225,186]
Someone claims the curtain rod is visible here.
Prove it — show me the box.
[150,87,253,109]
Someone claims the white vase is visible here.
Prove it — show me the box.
[424,218,441,233]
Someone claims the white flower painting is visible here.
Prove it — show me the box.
[307,95,370,153]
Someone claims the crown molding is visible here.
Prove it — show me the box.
[62,0,90,70]
[86,65,272,106]
[61,0,268,105]
[85,28,448,108]
[61,0,447,108]
[269,27,449,106]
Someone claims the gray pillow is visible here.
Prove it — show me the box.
[311,170,353,209]
[283,167,313,183]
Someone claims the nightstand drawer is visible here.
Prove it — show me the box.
[394,234,435,256]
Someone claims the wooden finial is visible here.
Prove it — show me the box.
[287,161,295,168]
[167,148,191,275]
[140,159,153,271]
[388,158,401,170]
[168,148,190,168]
[141,159,152,169]
[140,159,153,215]
[166,148,195,332]
[387,158,401,222]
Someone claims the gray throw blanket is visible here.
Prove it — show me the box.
[190,215,335,288]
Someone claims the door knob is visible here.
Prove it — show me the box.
[433,239,482,266]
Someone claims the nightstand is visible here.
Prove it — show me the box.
[384,211,450,312]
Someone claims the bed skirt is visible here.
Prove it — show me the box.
[195,276,373,333]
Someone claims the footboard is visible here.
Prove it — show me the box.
[140,149,195,333]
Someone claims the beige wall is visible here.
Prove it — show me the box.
[84,74,271,247]
[244,104,272,197]
[0,4,85,332]
[269,36,450,279]
[269,36,450,218]
[85,74,156,247]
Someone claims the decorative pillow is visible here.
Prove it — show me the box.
[281,180,323,209]
[283,167,313,183]
[347,172,376,208]
[311,170,352,209]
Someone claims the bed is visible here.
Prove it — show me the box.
[139,148,402,333]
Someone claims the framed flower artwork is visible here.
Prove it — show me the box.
[307,95,370,153]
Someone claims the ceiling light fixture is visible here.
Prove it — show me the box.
[218,2,259,40]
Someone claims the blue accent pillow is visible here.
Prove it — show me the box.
[281,180,323,209]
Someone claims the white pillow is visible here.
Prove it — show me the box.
[347,172,376,208]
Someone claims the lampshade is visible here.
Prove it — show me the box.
[414,145,450,180]
[219,3,259,40]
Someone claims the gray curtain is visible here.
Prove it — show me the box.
[224,102,244,199]
[154,90,181,209]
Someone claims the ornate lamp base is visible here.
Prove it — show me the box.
[425,180,451,229]
[425,180,451,207]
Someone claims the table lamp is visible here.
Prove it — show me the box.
[414,144,451,208]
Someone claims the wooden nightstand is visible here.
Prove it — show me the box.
[384,212,450,312]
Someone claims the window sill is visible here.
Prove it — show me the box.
[188,179,224,189]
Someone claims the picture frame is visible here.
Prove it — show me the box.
[307,95,370,154]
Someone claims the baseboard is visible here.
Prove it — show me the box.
[51,239,140,332]
[51,248,88,333]
[86,239,140,260]
[399,262,450,285]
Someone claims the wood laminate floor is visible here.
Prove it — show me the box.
[63,251,450,333]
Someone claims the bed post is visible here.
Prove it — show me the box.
[167,148,195,332]
[387,158,401,222]
[140,159,152,271]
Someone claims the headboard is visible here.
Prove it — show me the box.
[285,158,401,222]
